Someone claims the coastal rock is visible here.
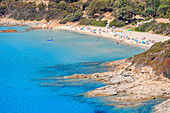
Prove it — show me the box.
[107,102,143,108]
[107,75,134,85]
[83,59,170,103]
[25,27,42,32]
[107,76,127,85]
[0,20,27,26]
[85,85,118,97]
[109,95,155,102]
[87,71,114,79]
[0,29,18,33]
[103,59,127,67]
[154,98,170,113]
[65,74,87,79]
[62,58,170,110]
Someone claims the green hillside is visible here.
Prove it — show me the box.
[129,39,170,78]
[0,0,169,23]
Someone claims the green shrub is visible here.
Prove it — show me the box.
[59,18,69,24]
[131,22,136,25]
[134,20,170,36]
[134,21,170,36]
[59,11,83,24]
[90,20,107,27]
[98,16,104,20]
[69,12,83,22]
[37,3,46,10]
[130,39,170,78]
[79,18,96,25]
[79,18,107,27]
[109,19,125,27]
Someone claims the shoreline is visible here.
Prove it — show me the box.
[62,59,170,111]
[53,25,170,50]
[0,18,169,50]
[54,26,149,50]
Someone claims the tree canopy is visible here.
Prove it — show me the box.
[0,0,169,23]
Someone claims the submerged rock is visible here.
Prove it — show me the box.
[0,29,18,33]
[25,27,42,32]
[107,102,143,108]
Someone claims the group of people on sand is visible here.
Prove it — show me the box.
[66,24,156,47]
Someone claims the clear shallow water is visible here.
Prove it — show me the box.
[0,26,163,113]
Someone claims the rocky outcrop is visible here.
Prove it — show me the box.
[25,27,42,32]
[85,85,118,97]
[84,61,170,102]
[64,59,170,103]
[154,99,170,113]
[25,25,54,31]
[62,40,170,111]
[0,20,27,26]
[64,74,87,79]
[0,29,18,33]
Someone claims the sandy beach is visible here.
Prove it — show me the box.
[54,25,170,49]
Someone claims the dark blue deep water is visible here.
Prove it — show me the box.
[0,26,163,113]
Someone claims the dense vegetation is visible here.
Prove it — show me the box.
[59,10,83,24]
[129,39,170,78]
[0,0,169,26]
[109,19,126,27]
[79,17,107,27]
[134,20,170,36]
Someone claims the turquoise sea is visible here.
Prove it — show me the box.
[0,26,164,113]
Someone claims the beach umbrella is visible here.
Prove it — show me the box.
[126,29,131,31]
[142,41,146,44]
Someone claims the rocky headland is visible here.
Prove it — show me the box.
[66,59,170,102]
[62,40,170,111]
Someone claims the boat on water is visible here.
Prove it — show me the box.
[47,39,53,41]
